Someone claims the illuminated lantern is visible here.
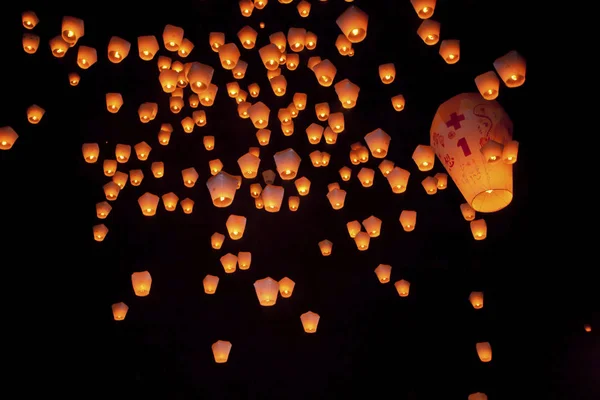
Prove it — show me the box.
[209,159,223,175]
[207,171,239,207]
[103,160,116,177]
[137,35,159,60]
[399,210,417,232]
[232,251,251,270]
[327,183,340,192]
[270,75,287,96]
[354,232,370,250]
[390,94,405,112]
[584,324,592,333]
[288,27,306,52]
[305,123,323,145]
[300,311,320,333]
[132,141,150,161]
[218,43,241,70]
[236,153,259,179]
[151,161,165,178]
[475,71,500,100]
[77,46,97,69]
[22,11,39,29]
[493,50,526,88]
[279,108,292,125]
[394,279,410,297]
[25,104,45,124]
[181,116,195,133]
[327,188,346,210]
[328,112,345,133]
[50,36,69,58]
[379,63,395,84]
[274,148,301,180]
[227,82,240,97]
[374,264,392,283]
[288,196,300,211]
[96,201,112,219]
[305,31,317,49]
[417,19,440,45]
[236,90,248,104]
[315,102,330,121]
[187,62,214,94]
[297,0,311,16]
[254,277,279,306]
[248,83,260,97]
[112,302,128,321]
[107,36,130,63]
[193,110,206,126]
[468,393,488,400]
[238,102,251,119]
[130,169,144,186]
[211,232,225,249]
[221,253,238,273]
[263,170,276,185]
[238,25,257,49]
[22,33,39,54]
[68,72,80,85]
[247,102,270,129]
[293,177,310,196]
[93,224,108,242]
[476,342,492,362]
[189,94,199,108]
[268,68,281,80]
[286,53,299,70]
[323,127,337,145]
[203,275,219,294]
[255,196,264,209]
[203,136,215,150]
[138,102,158,123]
[362,216,381,237]
[106,93,123,113]
[262,185,284,212]
[256,129,271,146]
[200,84,218,106]
[334,79,360,109]
[269,32,286,52]
[309,151,323,167]
[318,240,333,256]
[411,145,434,171]
[336,5,368,43]
[226,215,247,240]
[313,59,337,87]
[422,176,438,194]
[232,61,248,79]
[460,203,476,221]
[431,93,514,212]
[112,171,128,189]
[81,143,99,163]
[292,93,307,111]
[364,128,391,158]
[335,34,352,56]
[411,0,436,18]
[308,56,321,71]
[179,198,194,214]
[163,24,184,51]
[386,167,410,193]
[379,160,395,176]
[470,219,487,240]
[61,16,84,45]
[212,341,232,363]
[157,56,171,71]
[178,38,194,57]
[250,183,262,198]
[439,39,460,64]
[161,192,179,211]
[239,0,254,16]
[346,221,361,238]
[209,32,225,52]
[131,271,152,296]
[137,193,159,216]
[279,277,295,298]
[259,44,281,71]
[469,291,484,309]
[159,69,178,93]
[432,173,447,190]
[255,0,268,9]
[115,144,131,163]
[356,167,374,187]
[182,167,199,187]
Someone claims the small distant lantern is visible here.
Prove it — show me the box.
[254,277,279,306]
[315,102,330,121]
[327,188,346,210]
[294,177,311,196]
[96,201,112,219]
[391,94,406,111]
[460,203,476,221]
[203,275,219,294]
[394,279,410,297]
[256,129,271,146]
[22,11,39,29]
[318,240,333,256]
[163,24,184,51]
[475,71,500,100]
[206,171,239,207]
[107,36,131,63]
[362,216,382,237]
[106,93,123,113]
[300,311,320,333]
[221,253,238,273]
[130,169,144,186]
[181,167,199,187]
[339,166,351,181]
[226,215,247,240]
[93,224,108,242]
[399,210,417,232]
[386,167,410,193]
[288,196,300,211]
[77,46,98,69]
[22,33,40,54]
[358,168,375,187]
[68,72,80,86]
[328,112,345,133]
[412,144,435,171]
[203,136,215,150]
[470,219,487,240]
[417,19,440,45]
[279,277,295,298]
[26,104,45,124]
[439,39,460,64]
[212,340,232,363]
[468,393,488,400]
[584,324,592,333]
[313,59,337,87]
[336,5,369,43]
[162,192,179,211]
[248,102,270,129]
[364,128,391,158]
[354,231,370,250]
[262,185,284,212]
[137,35,159,60]
[274,148,301,180]
[112,302,128,321]
[131,271,152,296]
[469,291,484,309]
[151,161,165,178]
[209,32,225,52]
[263,170,276,185]
[422,176,438,194]
[493,50,526,88]
[218,43,241,70]
[374,264,392,283]
[411,0,436,18]
[211,232,225,249]
[82,142,99,163]
[476,342,492,362]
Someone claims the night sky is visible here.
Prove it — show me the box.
[0,1,596,399]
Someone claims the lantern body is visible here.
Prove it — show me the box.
[399,210,417,232]
[203,135,215,150]
[163,24,184,51]
[327,188,346,210]
[300,311,320,333]
[469,291,484,309]
[212,340,232,363]
[336,5,369,43]
[248,102,270,129]
[262,170,276,185]
[394,279,410,297]
[238,251,252,270]
[81,143,99,163]
[107,36,130,63]
[76,46,97,69]
[493,50,526,88]
[61,16,84,45]
[379,160,395,176]
[131,271,152,296]
[106,93,123,113]
[358,168,375,187]
[417,19,440,44]
[26,104,45,124]
[475,71,500,100]
[354,232,370,250]
[137,35,159,60]
[434,172,448,189]
[226,215,247,240]
[238,25,257,49]
[439,39,460,64]
[374,264,392,283]
[262,185,284,212]
[220,253,238,273]
[334,79,360,109]
[430,93,514,212]
[422,176,438,194]
[211,232,225,249]
[468,393,488,400]
[151,161,164,178]
[219,43,241,70]
[287,27,306,52]
[362,216,382,237]
[346,220,361,238]
[378,63,395,84]
[96,201,112,219]
[162,192,179,211]
[386,167,410,193]
[476,342,492,362]
[182,167,199,187]
[470,219,487,240]
[180,198,194,214]
[270,75,287,96]
[22,11,39,29]
[391,94,406,111]
[209,32,225,52]
[274,148,301,180]
[203,275,219,294]
[22,33,40,54]
[364,128,391,158]
[288,196,300,211]
[328,112,344,133]
[318,240,333,256]
[187,62,214,93]
[294,177,311,196]
[460,203,476,221]
[206,172,239,207]
[93,224,108,241]
[313,59,337,87]
[112,302,128,320]
[254,277,279,306]
[411,0,436,18]
[279,277,295,298]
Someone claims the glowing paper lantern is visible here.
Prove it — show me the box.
[336,5,369,43]
[248,102,270,129]
[468,393,488,400]
[221,253,238,273]
[379,63,396,84]
[112,302,128,321]
[26,104,45,124]
[417,19,440,45]
[151,161,164,178]
[203,275,219,294]
[22,11,39,29]
[22,34,39,54]
[180,198,194,214]
[439,39,460,64]
[76,46,97,69]
[93,224,108,241]
[411,0,436,18]
[318,240,333,256]
[399,210,417,232]
[206,171,239,207]
[226,215,247,240]
[374,264,392,283]
[334,79,360,109]
[475,71,500,100]
[430,93,514,212]
[254,277,279,306]
[469,291,484,309]
[262,185,284,212]
[107,36,130,63]
[131,271,152,296]
[493,50,526,88]
[279,277,295,298]
[327,188,346,210]
[364,128,391,158]
[394,279,410,297]
[218,43,241,70]
[211,232,225,249]
[163,24,184,51]
[470,219,487,240]
[212,340,232,363]
[138,35,159,60]
[476,342,492,362]
[274,148,301,180]
[300,311,320,333]
[61,16,84,45]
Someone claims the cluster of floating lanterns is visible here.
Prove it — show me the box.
[7,1,529,394]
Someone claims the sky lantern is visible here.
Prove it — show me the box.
[61,16,84,45]
[134,141,152,161]
[248,102,270,129]
[584,324,592,333]
[399,210,417,231]
[294,177,311,196]
[131,271,152,296]
[286,53,299,70]
[354,232,370,250]
[22,33,39,54]
[182,167,199,187]
[207,171,239,207]
[306,123,323,144]
[203,275,219,294]
[288,196,300,211]
[439,40,460,64]
[200,84,218,106]
[422,176,438,194]
[328,112,344,133]
[364,128,391,158]
[374,264,392,283]
[470,219,487,240]
[238,251,252,270]
[248,83,260,97]
[21,11,39,29]
[346,220,361,238]
[297,0,311,16]
[212,341,232,363]
[270,75,287,96]
[334,79,360,109]
[26,105,45,124]
[250,183,262,198]
[226,215,247,240]
[313,59,336,87]
[157,56,171,71]
[50,36,69,58]
[417,19,440,45]
[103,160,117,176]
[378,160,394,176]
[238,102,251,119]
[262,170,276,185]
[178,38,194,57]
[318,240,333,256]
[107,36,130,63]
[259,43,281,70]
[151,161,165,178]
[430,92,514,212]
[93,224,108,242]
[130,169,144,186]
[288,27,306,51]
[115,144,131,163]
[476,342,492,362]
[106,93,123,113]
[255,196,264,209]
[159,69,178,93]
[254,277,279,306]
[293,93,307,110]
[238,25,257,49]
[209,159,223,175]
[274,148,301,180]
[203,135,215,150]
[493,50,526,88]
[68,72,80,85]
[336,5,368,43]
[434,172,448,189]
[138,102,158,123]
[378,63,395,84]
[335,34,353,56]
[395,279,410,297]
[460,203,476,221]
[386,167,410,193]
[469,291,484,309]
[239,0,254,16]
[327,188,346,210]
[137,35,159,60]
[315,102,329,121]
[76,46,97,69]
[180,198,194,214]
[218,43,241,69]
[112,171,128,189]
[111,302,128,321]
[469,393,488,400]
[411,0,436,18]
[209,32,225,52]
[96,201,112,219]
[211,232,225,249]
[362,216,382,237]
[305,31,317,49]
[475,71,500,100]
[221,253,238,273]
[279,277,295,298]
[187,62,214,93]
[81,143,99,163]
[262,185,284,212]
[327,183,340,192]
[193,110,206,126]
[162,192,179,211]
[300,311,320,333]
[163,24,184,51]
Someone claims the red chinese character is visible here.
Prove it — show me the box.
[443,153,455,169]
[432,132,445,148]
[447,130,456,140]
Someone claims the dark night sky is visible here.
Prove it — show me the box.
[0,1,596,399]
